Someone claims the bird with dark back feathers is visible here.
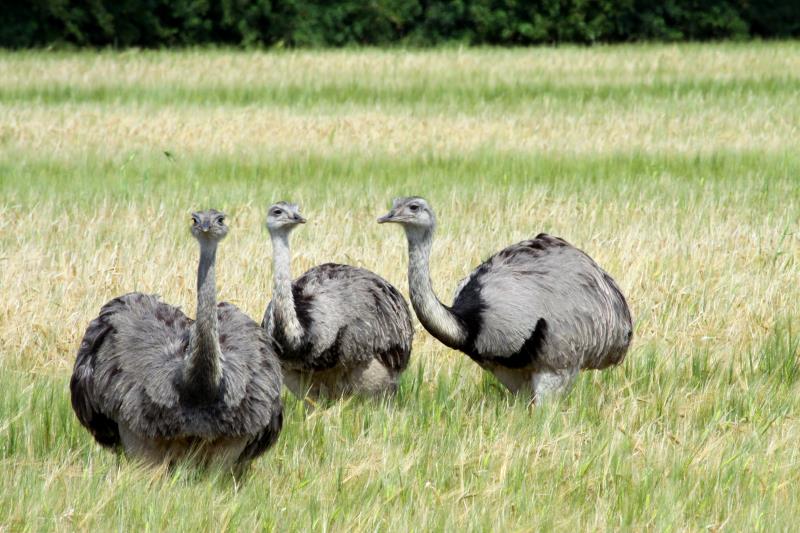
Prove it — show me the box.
[70,210,283,471]
[378,197,632,401]
[262,202,414,399]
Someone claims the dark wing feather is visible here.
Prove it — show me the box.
[71,293,193,446]
[71,299,124,447]
[239,400,283,464]
[370,277,414,371]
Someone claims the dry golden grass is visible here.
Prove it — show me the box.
[2,100,797,157]
[2,43,798,159]
[1,44,798,89]
[2,188,797,376]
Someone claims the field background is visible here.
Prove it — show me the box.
[1,43,799,530]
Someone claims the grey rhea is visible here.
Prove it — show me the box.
[262,202,413,399]
[378,197,633,401]
[70,210,283,470]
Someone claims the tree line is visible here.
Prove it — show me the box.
[2,0,797,48]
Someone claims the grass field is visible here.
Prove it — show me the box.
[1,42,799,530]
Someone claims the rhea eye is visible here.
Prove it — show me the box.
[191,216,199,225]
[272,209,282,216]
[409,204,419,212]
[216,216,225,225]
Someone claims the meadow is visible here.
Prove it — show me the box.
[0,43,799,530]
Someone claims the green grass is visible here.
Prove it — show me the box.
[1,43,799,531]
[2,329,798,530]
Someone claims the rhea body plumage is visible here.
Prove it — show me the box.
[70,210,283,470]
[262,202,413,399]
[378,197,632,401]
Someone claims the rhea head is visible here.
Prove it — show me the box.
[266,202,307,234]
[377,197,436,237]
[190,209,228,242]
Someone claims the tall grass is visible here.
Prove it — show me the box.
[1,43,798,530]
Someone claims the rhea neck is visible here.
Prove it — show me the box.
[404,224,468,349]
[185,237,223,399]
[269,227,304,347]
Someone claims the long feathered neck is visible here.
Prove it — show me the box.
[405,226,468,349]
[185,240,222,398]
[270,230,304,347]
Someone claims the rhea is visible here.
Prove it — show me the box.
[70,210,283,471]
[262,202,413,399]
[378,197,632,401]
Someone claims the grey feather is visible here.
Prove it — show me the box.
[453,234,632,370]
[265,264,413,372]
[378,197,632,401]
[71,210,283,469]
[264,203,413,398]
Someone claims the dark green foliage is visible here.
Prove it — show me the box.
[743,0,800,38]
[0,0,797,48]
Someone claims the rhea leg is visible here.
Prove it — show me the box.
[490,366,531,393]
[283,360,397,400]
[530,367,578,403]
[344,359,397,396]
[118,423,187,465]
[282,368,319,399]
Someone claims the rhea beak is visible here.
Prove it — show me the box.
[377,211,396,224]
[201,222,211,232]
[293,214,307,224]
